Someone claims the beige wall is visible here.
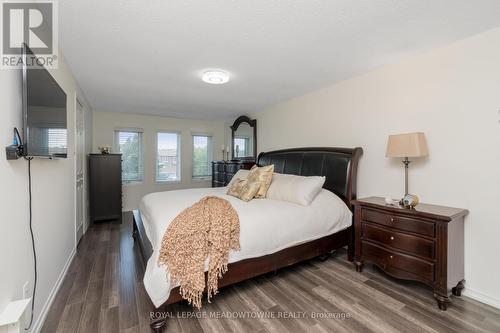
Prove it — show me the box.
[0,54,93,331]
[92,111,226,211]
[254,27,500,308]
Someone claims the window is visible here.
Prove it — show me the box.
[156,132,180,182]
[192,135,213,178]
[234,137,249,157]
[114,130,143,183]
[47,128,67,155]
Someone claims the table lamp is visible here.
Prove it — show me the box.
[386,132,428,207]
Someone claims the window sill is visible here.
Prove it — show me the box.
[122,181,144,186]
[155,180,182,185]
[192,177,212,182]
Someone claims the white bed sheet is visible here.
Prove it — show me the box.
[139,187,352,307]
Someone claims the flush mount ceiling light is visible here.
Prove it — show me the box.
[202,70,230,84]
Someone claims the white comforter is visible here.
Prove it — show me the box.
[139,187,352,307]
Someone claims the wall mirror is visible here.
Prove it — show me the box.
[231,116,257,161]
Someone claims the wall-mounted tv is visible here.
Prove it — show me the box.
[22,44,67,158]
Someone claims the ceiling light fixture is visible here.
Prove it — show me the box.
[202,70,230,84]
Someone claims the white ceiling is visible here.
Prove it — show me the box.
[60,0,500,120]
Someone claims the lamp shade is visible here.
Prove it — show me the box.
[386,132,429,158]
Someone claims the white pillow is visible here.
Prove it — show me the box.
[227,169,250,187]
[266,173,326,206]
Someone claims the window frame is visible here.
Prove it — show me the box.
[113,128,144,184]
[155,130,181,183]
[191,133,213,180]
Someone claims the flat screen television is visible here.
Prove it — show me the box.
[22,44,67,158]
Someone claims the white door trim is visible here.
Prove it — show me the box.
[74,94,85,246]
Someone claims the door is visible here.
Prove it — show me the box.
[75,98,85,244]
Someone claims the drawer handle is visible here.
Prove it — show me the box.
[389,255,393,259]
[390,218,395,222]
[390,236,394,240]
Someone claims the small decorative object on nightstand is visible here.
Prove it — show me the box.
[402,193,419,208]
[353,197,468,310]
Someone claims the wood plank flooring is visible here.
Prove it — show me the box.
[41,212,500,333]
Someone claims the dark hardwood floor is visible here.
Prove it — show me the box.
[41,212,500,333]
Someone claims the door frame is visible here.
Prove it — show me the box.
[74,94,86,246]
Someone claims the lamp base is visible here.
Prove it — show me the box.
[402,157,410,197]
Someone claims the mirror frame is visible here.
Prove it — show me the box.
[230,116,257,161]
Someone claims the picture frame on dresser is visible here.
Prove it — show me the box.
[353,197,468,310]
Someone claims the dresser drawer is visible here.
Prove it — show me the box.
[362,223,435,260]
[213,172,225,183]
[362,209,435,238]
[225,173,236,184]
[213,163,225,172]
[225,163,243,173]
[362,241,434,282]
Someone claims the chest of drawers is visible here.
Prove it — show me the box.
[211,160,255,187]
[353,197,468,310]
[89,154,122,223]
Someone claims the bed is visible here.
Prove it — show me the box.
[132,147,362,332]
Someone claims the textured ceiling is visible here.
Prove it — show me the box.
[60,0,500,119]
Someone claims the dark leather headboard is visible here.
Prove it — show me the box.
[257,147,363,209]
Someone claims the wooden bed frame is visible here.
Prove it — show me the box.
[132,147,362,332]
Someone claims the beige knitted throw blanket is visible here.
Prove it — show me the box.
[158,196,240,309]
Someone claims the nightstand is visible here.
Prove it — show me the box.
[353,197,468,310]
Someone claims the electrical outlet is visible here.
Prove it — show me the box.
[23,281,31,299]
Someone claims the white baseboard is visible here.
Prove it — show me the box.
[463,288,500,310]
[31,248,76,333]
[76,223,84,243]
[83,220,90,234]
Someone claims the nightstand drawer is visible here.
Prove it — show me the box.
[362,241,434,282]
[362,208,435,238]
[362,223,435,260]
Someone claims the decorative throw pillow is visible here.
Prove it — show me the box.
[247,164,274,198]
[226,178,262,202]
[227,169,250,187]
